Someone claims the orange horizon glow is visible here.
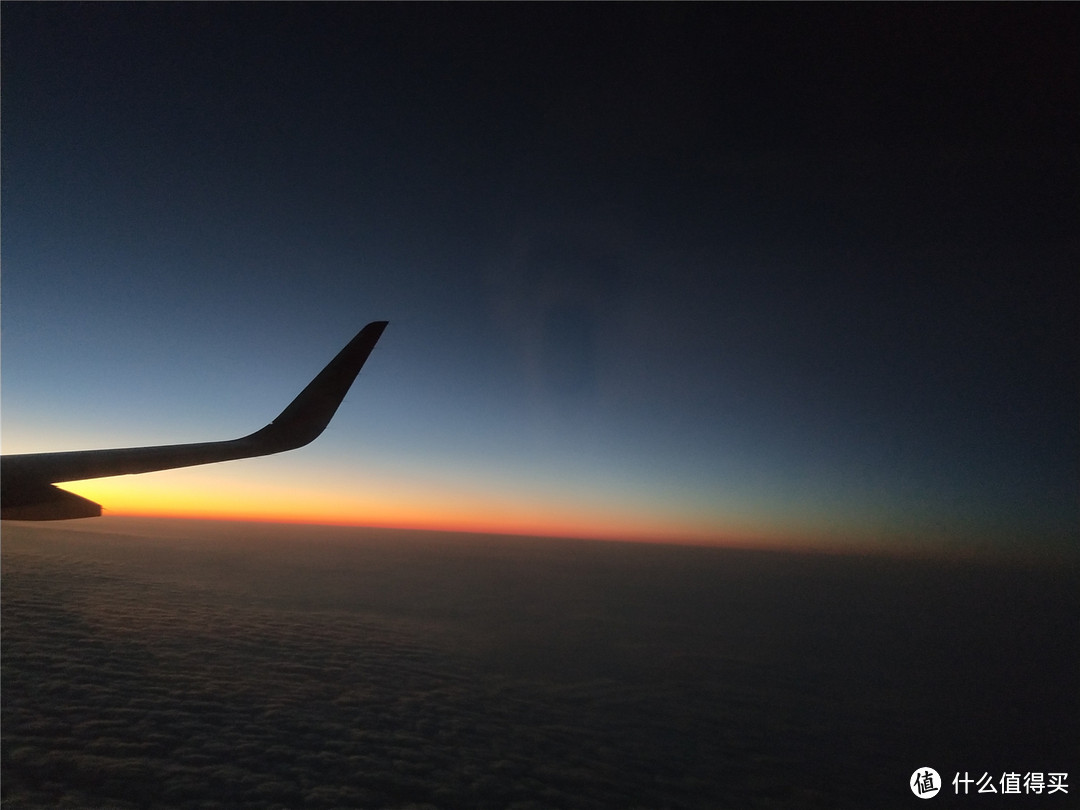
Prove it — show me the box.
[52,470,1045,562]
[59,474,826,551]
[87,501,784,548]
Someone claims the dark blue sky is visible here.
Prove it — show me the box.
[2,4,1077,553]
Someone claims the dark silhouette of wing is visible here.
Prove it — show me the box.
[1,321,388,520]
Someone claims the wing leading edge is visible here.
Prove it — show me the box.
[1,321,388,520]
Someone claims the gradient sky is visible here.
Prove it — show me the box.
[2,4,1077,555]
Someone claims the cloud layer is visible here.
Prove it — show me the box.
[3,520,1076,808]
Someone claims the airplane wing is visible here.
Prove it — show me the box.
[1,321,388,520]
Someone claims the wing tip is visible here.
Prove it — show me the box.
[245,318,389,452]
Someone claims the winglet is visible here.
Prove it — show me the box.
[244,320,388,452]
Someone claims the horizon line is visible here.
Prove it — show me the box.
[6,511,1077,569]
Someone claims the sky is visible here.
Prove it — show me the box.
[2,4,1077,556]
